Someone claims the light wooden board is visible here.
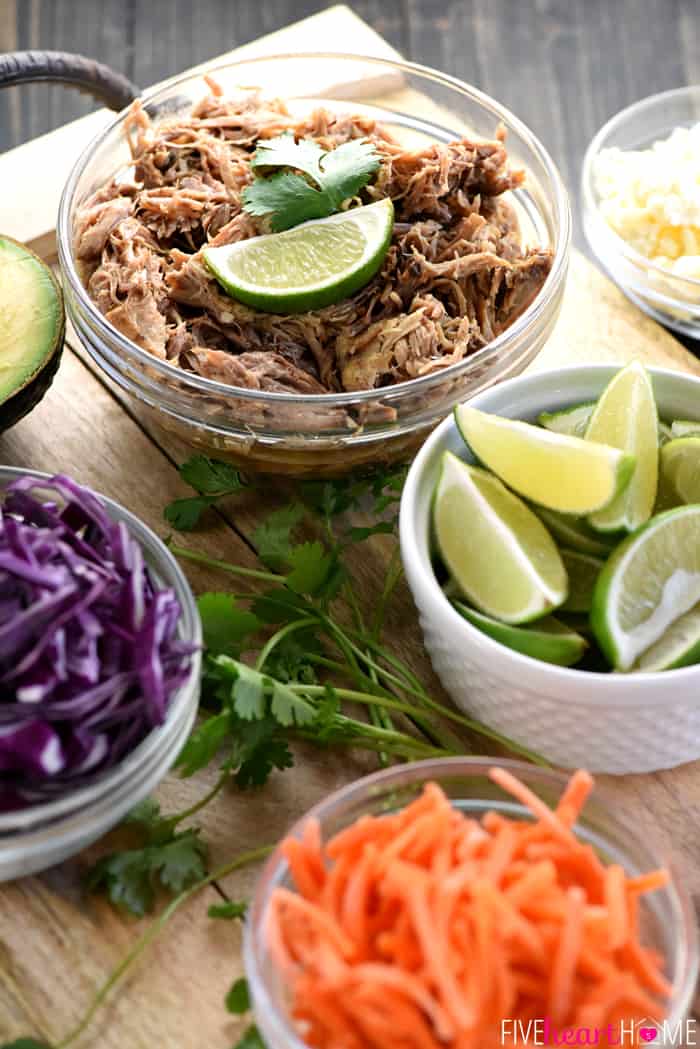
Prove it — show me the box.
[0,7,699,1046]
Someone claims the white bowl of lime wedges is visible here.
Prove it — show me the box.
[400,363,700,773]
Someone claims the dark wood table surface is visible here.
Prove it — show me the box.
[1,0,699,249]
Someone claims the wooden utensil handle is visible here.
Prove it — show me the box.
[0,50,138,111]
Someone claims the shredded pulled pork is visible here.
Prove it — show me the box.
[76,89,552,399]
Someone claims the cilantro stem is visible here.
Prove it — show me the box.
[170,770,229,827]
[343,577,367,634]
[286,683,430,719]
[340,626,429,697]
[299,715,450,757]
[170,544,286,585]
[331,630,547,765]
[255,616,317,672]
[340,637,433,704]
[371,545,403,640]
[55,844,272,1049]
[301,653,460,753]
[317,735,449,759]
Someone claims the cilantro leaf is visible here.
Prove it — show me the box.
[270,680,315,727]
[177,710,231,777]
[217,658,314,727]
[230,661,266,720]
[242,171,331,230]
[261,628,320,683]
[346,521,395,542]
[208,899,248,920]
[87,829,207,916]
[285,541,336,595]
[180,456,248,498]
[251,132,324,181]
[232,1026,266,1049]
[253,504,305,568]
[198,593,260,657]
[300,477,361,517]
[242,136,380,231]
[86,802,208,916]
[87,849,157,916]
[123,797,162,830]
[164,495,213,532]
[225,977,251,1015]
[156,832,208,894]
[319,139,382,208]
[251,587,309,624]
[231,717,294,788]
[164,458,248,531]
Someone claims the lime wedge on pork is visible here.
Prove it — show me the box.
[454,405,635,515]
[433,452,567,623]
[591,506,700,670]
[585,362,658,533]
[202,198,393,313]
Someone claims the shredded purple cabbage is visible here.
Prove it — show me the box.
[0,474,196,810]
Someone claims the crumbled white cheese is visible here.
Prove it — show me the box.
[593,123,700,279]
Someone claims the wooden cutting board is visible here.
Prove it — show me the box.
[0,7,699,1048]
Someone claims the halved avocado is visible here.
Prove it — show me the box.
[0,235,65,432]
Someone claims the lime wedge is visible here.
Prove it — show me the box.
[633,602,700,671]
[654,467,682,514]
[454,405,635,515]
[452,602,587,666]
[585,362,658,533]
[560,549,604,613]
[671,419,700,438]
[433,453,567,623]
[533,506,615,558]
[540,402,671,448]
[590,506,700,670]
[660,437,700,504]
[202,198,393,313]
[659,421,673,446]
[538,402,595,438]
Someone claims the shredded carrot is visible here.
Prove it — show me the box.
[555,769,594,826]
[267,768,671,1049]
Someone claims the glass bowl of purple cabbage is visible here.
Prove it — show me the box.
[0,469,201,880]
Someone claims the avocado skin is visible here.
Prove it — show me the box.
[0,332,65,431]
[0,237,66,433]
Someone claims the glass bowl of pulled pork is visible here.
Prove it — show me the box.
[59,54,570,477]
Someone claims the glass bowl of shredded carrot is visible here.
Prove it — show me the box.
[244,758,697,1049]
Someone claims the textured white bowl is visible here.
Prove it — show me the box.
[400,364,700,774]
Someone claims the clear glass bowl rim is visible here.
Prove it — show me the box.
[0,465,202,834]
[57,51,571,408]
[244,756,699,1046]
[581,84,700,291]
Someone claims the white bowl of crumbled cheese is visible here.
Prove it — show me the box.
[582,86,700,337]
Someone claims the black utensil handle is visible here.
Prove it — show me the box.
[0,50,139,111]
